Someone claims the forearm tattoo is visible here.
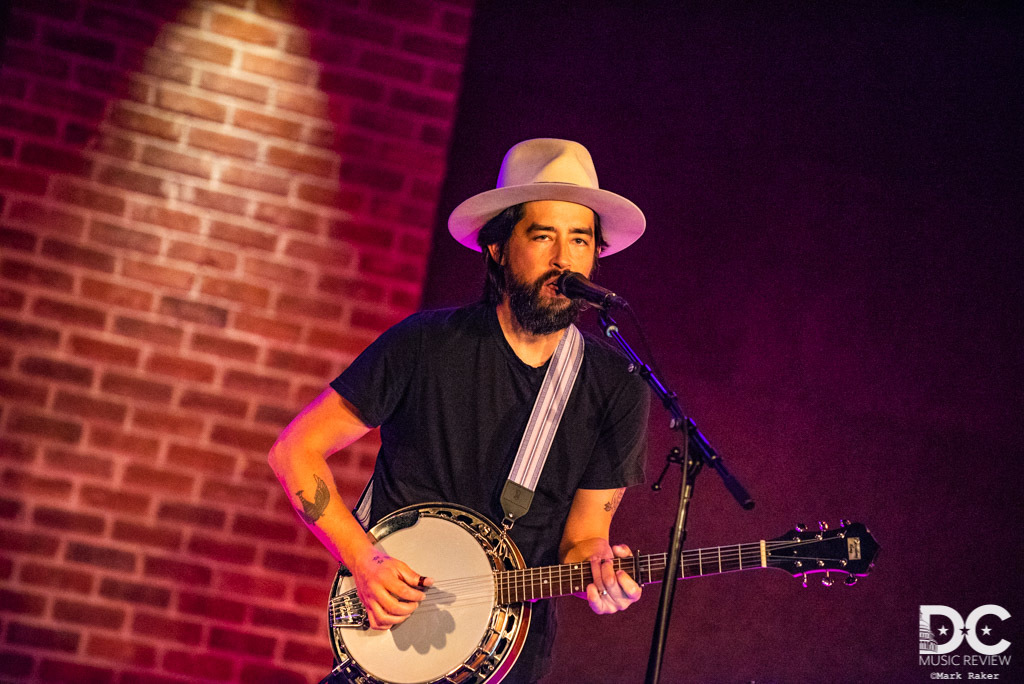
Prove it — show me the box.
[604,489,624,514]
[295,474,330,524]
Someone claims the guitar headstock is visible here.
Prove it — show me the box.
[767,520,879,586]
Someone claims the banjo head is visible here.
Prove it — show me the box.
[330,503,530,684]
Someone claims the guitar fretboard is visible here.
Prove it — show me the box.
[496,541,766,604]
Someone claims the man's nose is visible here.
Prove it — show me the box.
[551,239,571,270]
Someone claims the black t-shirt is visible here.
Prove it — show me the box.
[330,303,649,681]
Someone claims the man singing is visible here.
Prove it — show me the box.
[269,138,650,682]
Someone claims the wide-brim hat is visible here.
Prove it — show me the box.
[448,138,645,256]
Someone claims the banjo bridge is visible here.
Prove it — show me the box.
[330,589,369,629]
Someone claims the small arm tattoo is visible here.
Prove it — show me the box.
[295,474,330,524]
[604,489,625,513]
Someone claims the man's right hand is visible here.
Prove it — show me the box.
[353,550,432,630]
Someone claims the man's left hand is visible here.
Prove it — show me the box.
[585,543,642,614]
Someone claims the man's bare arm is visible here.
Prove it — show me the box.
[267,388,430,629]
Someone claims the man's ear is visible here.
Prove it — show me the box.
[487,243,503,265]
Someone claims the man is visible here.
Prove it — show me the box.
[269,139,650,682]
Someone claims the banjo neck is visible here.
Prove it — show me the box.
[496,541,766,604]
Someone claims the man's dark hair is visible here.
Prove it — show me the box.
[476,203,607,305]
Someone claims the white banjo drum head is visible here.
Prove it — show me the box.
[341,515,497,683]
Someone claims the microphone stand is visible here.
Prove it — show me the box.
[597,310,753,684]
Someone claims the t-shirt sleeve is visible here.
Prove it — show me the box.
[578,372,650,490]
[328,315,423,428]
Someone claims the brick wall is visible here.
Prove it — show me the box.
[0,1,473,681]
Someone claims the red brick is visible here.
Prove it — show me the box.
[319,69,385,102]
[6,621,79,653]
[349,105,416,137]
[167,444,237,475]
[187,128,258,160]
[223,370,290,397]
[140,145,212,179]
[0,163,48,195]
[43,448,114,478]
[98,577,171,607]
[232,513,297,543]
[158,502,226,530]
[40,239,115,273]
[88,131,136,160]
[177,389,248,418]
[33,505,104,535]
[199,70,268,103]
[53,598,125,629]
[216,569,285,600]
[0,226,37,252]
[0,376,47,407]
[0,286,25,310]
[266,146,334,177]
[253,202,319,233]
[119,259,191,291]
[132,611,202,645]
[177,590,248,622]
[113,316,182,347]
[318,274,385,302]
[238,663,307,684]
[209,423,278,453]
[208,626,276,657]
[190,187,248,216]
[251,605,318,634]
[233,312,300,342]
[130,204,200,234]
[7,200,85,236]
[83,5,160,42]
[123,464,193,494]
[358,50,425,83]
[157,29,234,67]
[144,555,213,586]
[42,25,117,60]
[79,484,150,515]
[430,65,462,93]
[97,165,167,198]
[220,165,290,196]
[188,332,257,362]
[0,104,59,137]
[168,243,236,272]
[91,427,160,461]
[0,526,60,556]
[263,549,331,578]
[20,142,93,177]
[296,182,363,209]
[391,86,455,120]
[144,353,215,383]
[283,639,334,667]
[421,123,450,147]
[232,109,302,140]
[401,31,465,63]
[112,520,182,551]
[86,634,157,668]
[306,327,377,356]
[7,411,83,444]
[275,294,343,322]
[240,52,312,84]
[37,658,115,683]
[69,335,140,366]
[200,278,270,307]
[0,259,72,292]
[0,436,36,462]
[86,225,160,259]
[339,160,404,191]
[142,53,193,84]
[163,649,235,680]
[329,219,396,249]
[275,89,328,117]
[52,180,127,216]
[2,467,75,500]
[17,356,90,388]
[241,457,278,485]
[360,254,422,283]
[284,237,356,267]
[100,372,173,404]
[327,11,395,45]
[265,349,333,377]
[0,587,47,615]
[132,407,204,439]
[293,582,330,607]
[65,541,135,572]
[53,391,127,424]
[209,220,277,251]
[158,296,228,327]
[109,105,180,142]
[20,561,93,594]
[210,11,279,46]
[200,478,268,509]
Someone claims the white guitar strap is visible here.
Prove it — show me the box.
[352,324,585,531]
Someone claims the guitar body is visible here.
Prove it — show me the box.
[329,503,530,684]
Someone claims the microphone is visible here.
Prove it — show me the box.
[555,271,628,309]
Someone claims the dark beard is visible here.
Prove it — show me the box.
[504,266,582,335]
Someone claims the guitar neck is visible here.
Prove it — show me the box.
[496,541,767,604]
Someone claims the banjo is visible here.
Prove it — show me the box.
[326,503,879,684]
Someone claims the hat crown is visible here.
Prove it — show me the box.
[496,138,600,190]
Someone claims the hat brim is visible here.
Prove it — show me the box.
[448,183,645,256]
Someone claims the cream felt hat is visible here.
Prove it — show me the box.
[448,138,645,256]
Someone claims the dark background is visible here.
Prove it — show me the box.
[424,3,1023,682]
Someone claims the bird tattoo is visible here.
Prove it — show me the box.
[295,474,330,524]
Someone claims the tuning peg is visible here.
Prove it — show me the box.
[840,519,851,528]
[817,521,829,532]
[844,576,858,586]
[821,572,834,587]
[801,573,808,588]
[794,523,807,532]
